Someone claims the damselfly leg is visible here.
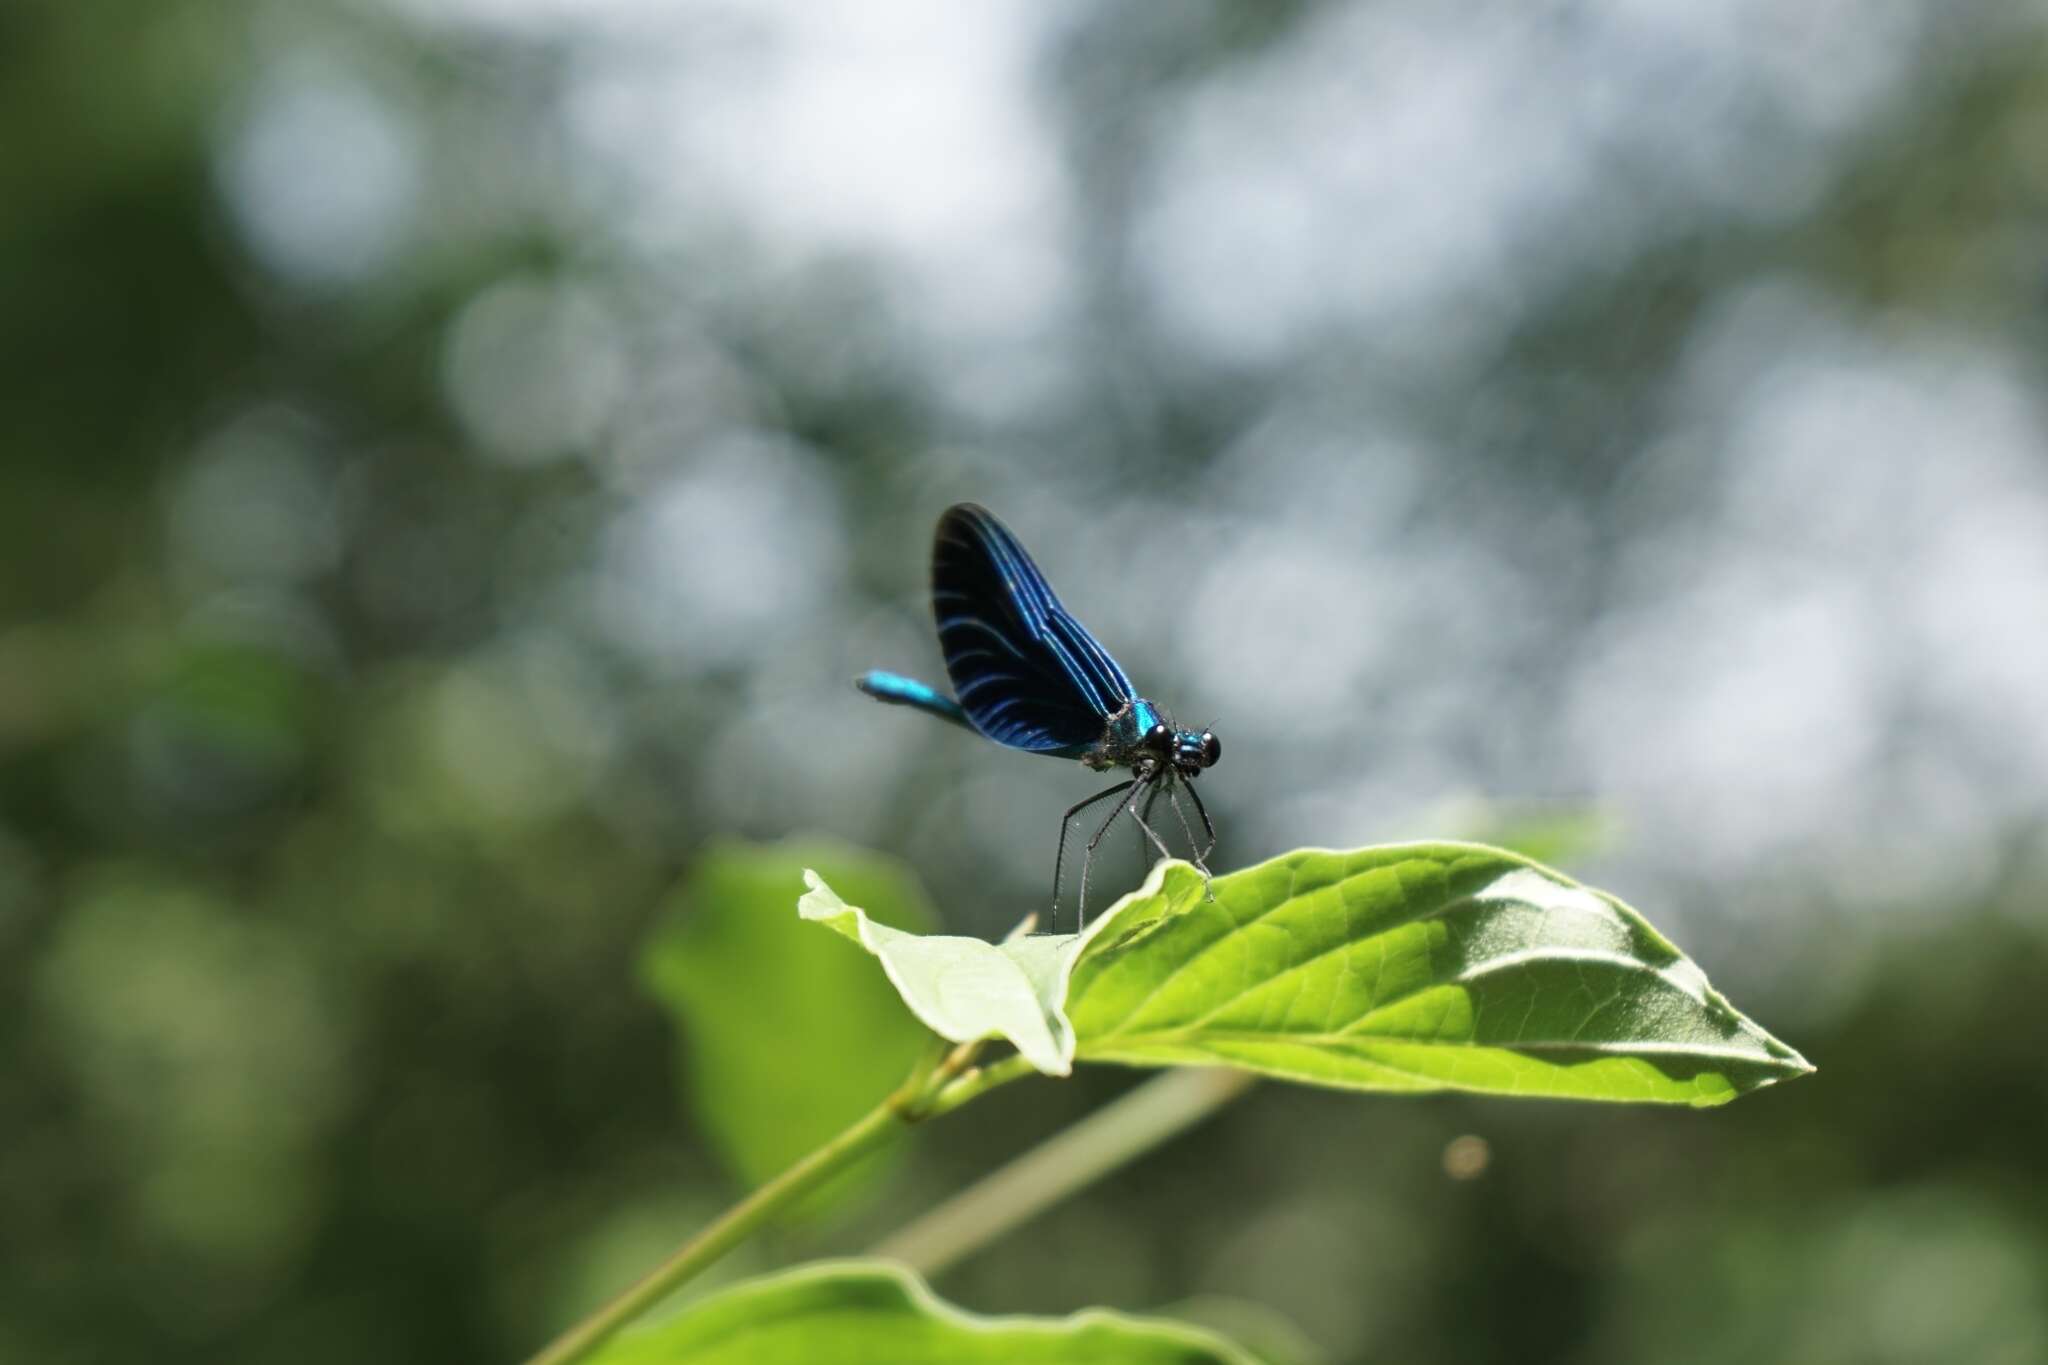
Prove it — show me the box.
[1182,778,1218,862]
[1052,778,1136,932]
[1074,768,1177,930]
[1057,768,1217,931]
[1124,773,1175,868]
[1076,778,1141,930]
[1165,783,1197,854]
[1181,779,1218,900]
[1164,783,1217,902]
[1134,781,1166,882]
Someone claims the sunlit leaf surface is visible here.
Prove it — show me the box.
[1069,846,1812,1106]
[805,844,1809,1105]
[590,1260,1258,1365]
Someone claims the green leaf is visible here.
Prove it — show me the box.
[803,843,1811,1106]
[1157,1297,1327,1365]
[1069,845,1813,1106]
[589,1260,1259,1365]
[796,862,1182,1076]
[642,841,936,1196]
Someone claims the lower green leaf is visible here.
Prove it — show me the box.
[588,1260,1259,1364]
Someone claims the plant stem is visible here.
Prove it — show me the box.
[871,1067,1257,1278]
[925,1051,1039,1118]
[523,1043,1035,1365]
[524,1097,902,1365]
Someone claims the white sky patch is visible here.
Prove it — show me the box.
[1909,497,2048,783]
[1574,284,2048,890]
[441,275,627,466]
[373,0,661,36]
[218,55,420,288]
[1573,564,1886,871]
[1133,0,1925,371]
[1189,531,1389,721]
[1683,284,2048,795]
[593,432,844,673]
[561,0,1077,403]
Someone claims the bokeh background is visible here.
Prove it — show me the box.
[7,2,2048,1361]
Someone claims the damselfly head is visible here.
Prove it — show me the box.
[1170,726,1220,778]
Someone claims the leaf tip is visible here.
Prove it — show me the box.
[1757,1031,1816,1081]
[796,869,848,924]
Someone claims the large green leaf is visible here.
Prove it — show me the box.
[803,844,1810,1106]
[642,842,936,1194]
[589,1260,1258,1365]
[1068,845,1811,1105]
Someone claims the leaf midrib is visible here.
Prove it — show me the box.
[1080,1026,1800,1070]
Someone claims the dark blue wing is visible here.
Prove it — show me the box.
[931,503,1136,755]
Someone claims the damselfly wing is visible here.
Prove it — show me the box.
[857,503,1219,929]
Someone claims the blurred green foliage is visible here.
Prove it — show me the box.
[641,842,935,1199]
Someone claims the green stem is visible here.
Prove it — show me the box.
[872,1068,1256,1277]
[925,1052,1038,1118]
[524,1045,1032,1365]
[525,1099,899,1365]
